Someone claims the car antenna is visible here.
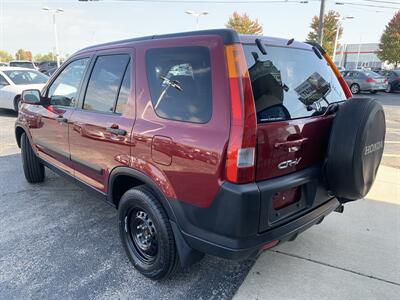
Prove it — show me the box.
[255,38,267,55]
[287,38,294,45]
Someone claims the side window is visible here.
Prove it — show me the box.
[0,74,9,86]
[115,61,131,114]
[146,46,212,123]
[48,58,90,107]
[83,54,130,113]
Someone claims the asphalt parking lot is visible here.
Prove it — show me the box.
[0,92,399,299]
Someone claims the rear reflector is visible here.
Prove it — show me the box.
[260,240,279,251]
[225,44,257,184]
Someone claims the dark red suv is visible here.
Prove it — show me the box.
[15,29,386,280]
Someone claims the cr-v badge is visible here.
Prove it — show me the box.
[278,157,302,169]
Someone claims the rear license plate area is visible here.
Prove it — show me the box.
[268,185,307,224]
[257,168,327,233]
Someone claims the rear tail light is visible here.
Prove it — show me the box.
[366,77,376,83]
[225,44,257,184]
[320,52,353,99]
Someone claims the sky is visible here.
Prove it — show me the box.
[0,0,398,57]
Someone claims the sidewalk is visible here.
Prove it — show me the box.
[234,165,400,300]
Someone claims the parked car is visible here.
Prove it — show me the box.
[15,29,385,280]
[378,69,400,93]
[0,62,8,67]
[341,70,387,94]
[38,61,57,74]
[0,67,48,112]
[9,60,37,70]
[42,66,58,77]
[336,66,345,72]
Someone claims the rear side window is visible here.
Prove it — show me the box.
[83,54,130,113]
[115,61,131,114]
[146,46,212,123]
[243,44,346,122]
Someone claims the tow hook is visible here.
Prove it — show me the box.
[334,204,344,213]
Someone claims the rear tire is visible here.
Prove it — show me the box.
[350,84,360,94]
[118,185,179,280]
[13,95,21,113]
[21,133,45,183]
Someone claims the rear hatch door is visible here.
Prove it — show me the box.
[241,38,347,181]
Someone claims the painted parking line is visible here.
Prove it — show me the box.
[385,141,400,144]
[383,153,400,158]
[386,128,400,133]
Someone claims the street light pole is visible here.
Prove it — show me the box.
[332,16,354,63]
[317,0,326,44]
[185,10,208,30]
[42,7,64,68]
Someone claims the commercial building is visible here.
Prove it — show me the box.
[334,43,383,70]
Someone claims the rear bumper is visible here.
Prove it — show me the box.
[169,166,341,260]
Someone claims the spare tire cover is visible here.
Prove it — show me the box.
[325,98,386,202]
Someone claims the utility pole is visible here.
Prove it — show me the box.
[317,0,326,44]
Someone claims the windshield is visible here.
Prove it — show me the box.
[4,70,48,85]
[243,44,346,122]
[9,62,35,69]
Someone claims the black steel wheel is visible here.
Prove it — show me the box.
[118,185,179,280]
[127,209,158,264]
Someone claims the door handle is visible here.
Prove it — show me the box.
[106,126,127,136]
[274,138,308,152]
[56,116,68,123]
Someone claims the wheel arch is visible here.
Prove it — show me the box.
[108,167,177,222]
[15,125,26,148]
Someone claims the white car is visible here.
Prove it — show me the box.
[0,67,48,112]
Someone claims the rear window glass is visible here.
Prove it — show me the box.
[146,46,212,123]
[393,70,400,76]
[243,44,346,122]
[364,71,380,78]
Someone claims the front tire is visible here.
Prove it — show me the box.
[350,84,360,94]
[21,133,45,183]
[118,185,179,280]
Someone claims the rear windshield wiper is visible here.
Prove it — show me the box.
[255,38,267,55]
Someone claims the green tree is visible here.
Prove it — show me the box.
[306,10,343,57]
[0,50,13,62]
[34,52,56,62]
[226,12,263,35]
[378,10,400,67]
[15,49,33,61]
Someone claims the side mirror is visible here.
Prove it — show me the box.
[22,89,42,105]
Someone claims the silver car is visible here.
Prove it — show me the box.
[341,70,387,94]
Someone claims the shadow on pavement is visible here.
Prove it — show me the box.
[0,153,254,300]
[0,108,17,118]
